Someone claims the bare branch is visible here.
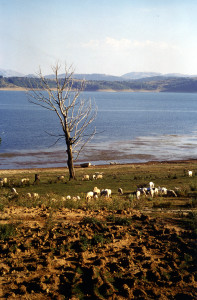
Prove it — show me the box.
[27,62,97,180]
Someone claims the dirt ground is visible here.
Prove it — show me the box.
[0,205,196,299]
[0,160,197,299]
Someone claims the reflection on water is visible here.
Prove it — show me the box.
[1,133,196,169]
[0,91,197,169]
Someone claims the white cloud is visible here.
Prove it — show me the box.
[82,37,181,53]
[79,36,184,75]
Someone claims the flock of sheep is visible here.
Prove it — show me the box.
[0,169,193,202]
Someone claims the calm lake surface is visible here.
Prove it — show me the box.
[0,91,197,169]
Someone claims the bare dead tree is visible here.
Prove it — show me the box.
[27,63,97,180]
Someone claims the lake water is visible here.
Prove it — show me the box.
[0,91,197,169]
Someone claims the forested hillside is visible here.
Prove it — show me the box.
[1,75,197,92]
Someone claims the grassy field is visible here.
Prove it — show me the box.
[0,160,197,299]
[1,160,197,212]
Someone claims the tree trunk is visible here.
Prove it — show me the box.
[67,144,75,180]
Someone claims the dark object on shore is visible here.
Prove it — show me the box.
[34,174,40,184]
[80,162,91,168]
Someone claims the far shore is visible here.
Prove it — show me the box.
[0,87,161,92]
[0,158,196,175]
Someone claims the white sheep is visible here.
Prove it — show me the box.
[136,190,141,200]
[82,175,90,181]
[96,174,103,180]
[146,187,155,197]
[137,187,147,196]
[188,170,193,177]
[21,178,30,185]
[32,193,39,200]
[166,189,177,197]
[57,175,65,181]
[3,178,8,184]
[154,187,159,196]
[158,187,168,195]
[93,187,100,195]
[149,182,154,189]
[0,178,8,186]
[86,191,94,201]
[101,189,111,198]
[66,195,71,200]
[26,193,32,198]
[118,188,123,195]
[11,187,18,195]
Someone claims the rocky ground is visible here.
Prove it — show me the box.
[0,205,196,299]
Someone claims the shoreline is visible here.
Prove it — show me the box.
[0,87,159,92]
[0,158,196,174]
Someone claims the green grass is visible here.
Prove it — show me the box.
[0,162,197,213]
[0,223,16,240]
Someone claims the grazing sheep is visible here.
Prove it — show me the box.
[82,175,90,181]
[94,194,99,200]
[150,189,155,198]
[26,193,32,198]
[21,178,30,185]
[66,195,71,200]
[137,187,147,196]
[11,187,18,195]
[136,190,141,200]
[188,170,193,177]
[149,182,154,189]
[153,187,159,196]
[96,174,103,180]
[32,193,39,200]
[166,189,177,197]
[72,197,77,202]
[106,189,112,198]
[158,187,168,195]
[118,188,123,195]
[93,187,101,195]
[86,191,94,201]
[3,178,8,184]
[146,187,155,198]
[57,175,65,181]
[0,178,8,186]
[92,174,96,180]
[101,189,111,198]
[76,196,81,200]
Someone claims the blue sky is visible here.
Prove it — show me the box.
[0,0,197,75]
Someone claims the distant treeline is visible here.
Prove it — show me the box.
[1,75,197,92]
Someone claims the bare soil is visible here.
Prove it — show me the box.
[0,206,196,299]
[0,160,197,299]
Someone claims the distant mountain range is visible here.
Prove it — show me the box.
[1,68,197,92]
[0,68,25,77]
[0,68,196,81]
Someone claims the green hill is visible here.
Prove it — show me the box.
[1,75,197,92]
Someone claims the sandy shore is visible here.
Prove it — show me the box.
[0,158,196,175]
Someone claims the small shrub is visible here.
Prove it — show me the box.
[0,203,5,211]
[0,223,16,240]
[106,215,132,226]
[81,216,104,227]
[91,233,105,245]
